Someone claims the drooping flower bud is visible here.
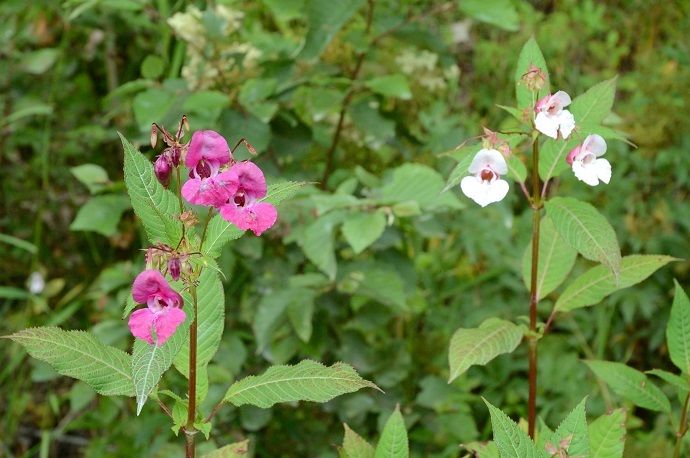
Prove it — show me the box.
[168,257,181,281]
[154,155,173,187]
[522,64,546,92]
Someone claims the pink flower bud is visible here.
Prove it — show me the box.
[168,257,181,281]
[154,155,172,187]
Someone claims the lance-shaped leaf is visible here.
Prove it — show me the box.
[584,360,671,413]
[448,318,523,382]
[545,197,621,276]
[646,369,690,393]
[484,399,545,458]
[542,397,590,458]
[132,305,191,414]
[120,133,181,245]
[374,406,409,458]
[515,37,550,111]
[342,424,375,458]
[5,327,133,396]
[223,360,378,408]
[522,217,577,300]
[667,281,690,375]
[300,0,366,60]
[589,409,626,458]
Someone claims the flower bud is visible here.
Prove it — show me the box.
[522,64,546,92]
[168,257,181,281]
[150,124,158,149]
[154,155,172,187]
[169,146,181,167]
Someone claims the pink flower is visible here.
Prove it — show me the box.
[181,169,239,207]
[220,162,277,236]
[128,270,185,346]
[566,134,611,186]
[154,155,172,188]
[185,130,231,178]
[459,149,510,207]
[534,91,575,139]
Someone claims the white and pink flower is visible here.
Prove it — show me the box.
[534,91,575,139]
[566,134,611,186]
[460,149,510,207]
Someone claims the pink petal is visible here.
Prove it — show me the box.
[153,307,186,346]
[132,270,167,304]
[566,145,581,165]
[182,172,238,208]
[231,161,267,199]
[220,202,278,236]
[185,130,231,169]
[535,94,551,112]
[181,177,202,205]
[128,308,156,345]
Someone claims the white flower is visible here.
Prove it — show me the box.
[566,134,611,186]
[534,91,576,139]
[460,149,510,207]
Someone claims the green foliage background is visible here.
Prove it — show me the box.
[1,0,689,456]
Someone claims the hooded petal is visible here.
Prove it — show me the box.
[566,145,582,165]
[535,112,559,139]
[572,160,601,186]
[460,176,509,207]
[181,170,238,207]
[128,308,156,345]
[152,307,186,346]
[220,202,278,236]
[231,161,267,199]
[551,91,572,108]
[467,149,508,175]
[583,134,607,157]
[186,130,231,168]
[535,94,551,112]
[556,110,575,139]
[132,270,168,304]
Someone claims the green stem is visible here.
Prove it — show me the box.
[674,392,690,458]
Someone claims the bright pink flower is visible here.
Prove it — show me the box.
[185,130,231,177]
[219,162,277,236]
[128,270,185,346]
[181,169,239,207]
[154,155,172,188]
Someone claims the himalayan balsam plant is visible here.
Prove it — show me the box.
[444,38,678,456]
[5,117,378,457]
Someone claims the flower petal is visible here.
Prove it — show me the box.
[571,160,601,186]
[460,176,509,207]
[231,161,267,199]
[552,91,572,108]
[557,110,576,139]
[220,202,278,236]
[132,270,167,304]
[128,308,156,345]
[583,134,607,157]
[467,149,508,175]
[153,307,186,346]
[186,130,231,169]
[593,158,612,184]
[535,112,559,139]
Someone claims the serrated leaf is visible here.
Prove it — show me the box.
[222,360,378,408]
[542,397,590,458]
[646,369,690,393]
[342,212,386,254]
[201,439,250,458]
[374,406,408,458]
[522,217,577,300]
[667,281,690,375]
[5,327,133,396]
[545,197,621,276]
[300,0,366,59]
[484,399,545,458]
[584,360,671,413]
[70,194,131,237]
[515,37,550,111]
[589,409,626,458]
[378,164,463,210]
[342,423,375,458]
[448,318,523,382]
[555,255,676,312]
[120,133,181,245]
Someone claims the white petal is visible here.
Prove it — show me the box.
[557,110,576,139]
[583,134,607,157]
[535,112,559,139]
[572,160,600,186]
[467,149,508,175]
[552,90,572,108]
[460,176,509,207]
[594,158,611,184]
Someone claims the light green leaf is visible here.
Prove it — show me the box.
[298,212,344,280]
[21,48,59,74]
[378,164,463,211]
[443,147,476,192]
[667,281,690,375]
[459,0,519,32]
[507,155,527,183]
[339,263,407,310]
[5,327,133,396]
[555,255,676,312]
[365,74,412,100]
[342,423,375,458]
[545,197,621,276]
[70,194,131,237]
[222,360,378,408]
[514,37,550,111]
[484,399,544,458]
[201,439,250,458]
[461,441,499,458]
[120,133,181,245]
[646,369,690,393]
[448,318,523,382]
[584,360,671,413]
[589,409,626,458]
[522,217,578,300]
[287,290,317,342]
[300,0,366,59]
[374,406,408,458]
[342,212,386,254]
[71,164,110,194]
[543,397,590,458]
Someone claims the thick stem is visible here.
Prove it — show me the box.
[185,432,195,458]
[674,392,690,458]
[184,285,199,458]
[527,135,542,439]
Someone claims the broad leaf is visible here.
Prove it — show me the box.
[222,360,378,408]
[667,281,690,375]
[342,212,386,254]
[365,74,412,100]
[448,318,523,382]
[522,217,577,300]
[201,440,250,458]
[378,164,463,210]
[120,133,181,245]
[484,399,544,458]
[298,212,344,280]
[555,255,676,312]
[374,406,408,458]
[584,360,671,413]
[542,397,590,458]
[5,327,133,396]
[300,0,366,59]
[459,0,519,31]
[70,194,131,237]
[515,37,550,111]
[545,197,621,276]
[646,369,690,393]
[589,409,626,458]
[342,423,375,458]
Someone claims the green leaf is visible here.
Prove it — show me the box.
[5,327,133,396]
[132,303,191,414]
[298,212,344,280]
[515,37,550,111]
[667,281,690,375]
[287,291,316,342]
[201,440,250,458]
[442,147,476,192]
[70,194,131,237]
[522,217,577,300]
[222,360,378,408]
[21,48,59,74]
[584,360,671,413]
[484,399,544,458]
[542,397,590,458]
[300,0,366,59]
[365,74,412,100]
[342,423,375,458]
[459,0,519,32]
[374,406,408,458]
[646,369,690,393]
[461,441,499,458]
[545,197,621,276]
[448,318,523,382]
[507,155,527,183]
[120,133,181,245]
[555,255,676,312]
[141,55,165,79]
[342,212,386,254]
[71,164,110,194]
[378,164,463,211]
[339,263,407,310]
[589,409,626,458]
